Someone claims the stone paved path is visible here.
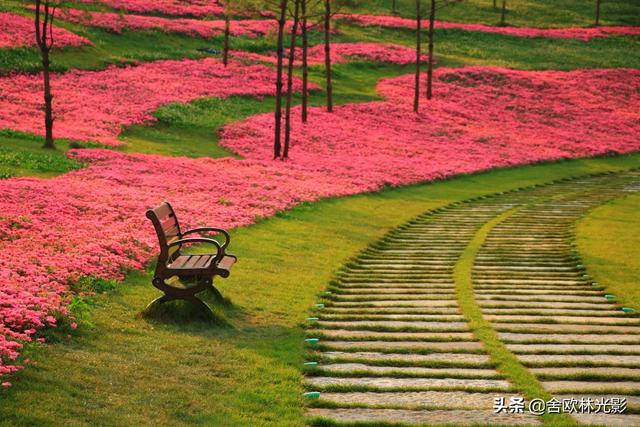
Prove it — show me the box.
[304,169,640,426]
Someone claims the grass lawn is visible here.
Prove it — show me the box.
[0,153,638,426]
[577,193,640,311]
[0,133,85,178]
[344,0,640,27]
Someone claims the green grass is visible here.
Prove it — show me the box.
[339,23,640,70]
[0,153,638,426]
[0,132,85,178]
[343,0,640,27]
[577,193,640,312]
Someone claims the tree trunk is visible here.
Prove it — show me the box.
[500,0,507,26]
[595,0,601,26]
[301,0,309,123]
[273,0,288,159]
[493,0,496,9]
[35,0,55,149]
[283,0,301,159]
[392,0,397,14]
[223,11,230,66]
[413,0,421,113]
[324,0,333,113]
[42,49,54,149]
[426,0,435,100]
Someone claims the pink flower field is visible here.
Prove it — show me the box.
[77,0,224,17]
[1,66,639,377]
[337,13,640,41]
[232,42,428,65]
[0,12,90,49]
[58,8,279,38]
[0,58,307,146]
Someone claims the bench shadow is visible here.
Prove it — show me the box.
[139,287,240,327]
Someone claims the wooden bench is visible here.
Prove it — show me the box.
[145,201,237,313]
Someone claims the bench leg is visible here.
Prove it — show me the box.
[145,294,177,311]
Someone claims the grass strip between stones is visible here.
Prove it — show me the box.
[453,207,577,426]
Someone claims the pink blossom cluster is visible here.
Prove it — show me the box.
[0,12,90,49]
[77,0,224,17]
[232,42,428,65]
[58,8,278,37]
[1,67,639,379]
[336,13,640,41]
[0,57,308,146]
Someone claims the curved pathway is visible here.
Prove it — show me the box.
[304,168,640,426]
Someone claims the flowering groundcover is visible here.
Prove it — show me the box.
[77,0,224,17]
[337,13,640,41]
[58,8,279,38]
[0,66,639,382]
[231,42,429,66]
[0,58,307,146]
[0,12,90,49]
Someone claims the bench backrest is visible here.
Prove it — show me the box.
[146,202,182,262]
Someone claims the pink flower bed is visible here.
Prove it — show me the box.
[78,0,224,17]
[0,12,90,49]
[232,42,428,65]
[336,13,640,41]
[58,8,278,37]
[1,67,639,380]
[0,58,308,146]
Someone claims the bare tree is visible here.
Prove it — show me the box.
[223,3,231,66]
[500,0,506,26]
[426,0,436,100]
[301,0,309,123]
[392,0,397,14]
[595,0,601,26]
[323,0,333,112]
[35,0,57,149]
[273,0,288,158]
[425,0,462,101]
[283,0,301,158]
[414,0,422,112]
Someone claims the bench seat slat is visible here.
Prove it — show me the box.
[194,255,213,268]
[168,255,191,269]
[218,256,236,271]
[183,255,202,269]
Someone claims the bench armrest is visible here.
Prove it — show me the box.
[168,237,222,259]
[182,227,230,251]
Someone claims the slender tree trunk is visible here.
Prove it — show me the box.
[324,0,333,112]
[500,0,507,26]
[273,0,288,159]
[223,11,231,66]
[283,0,300,159]
[301,0,309,123]
[426,0,435,100]
[392,0,397,14]
[493,0,496,9]
[42,49,54,148]
[35,0,55,149]
[413,0,421,113]
[594,0,601,26]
